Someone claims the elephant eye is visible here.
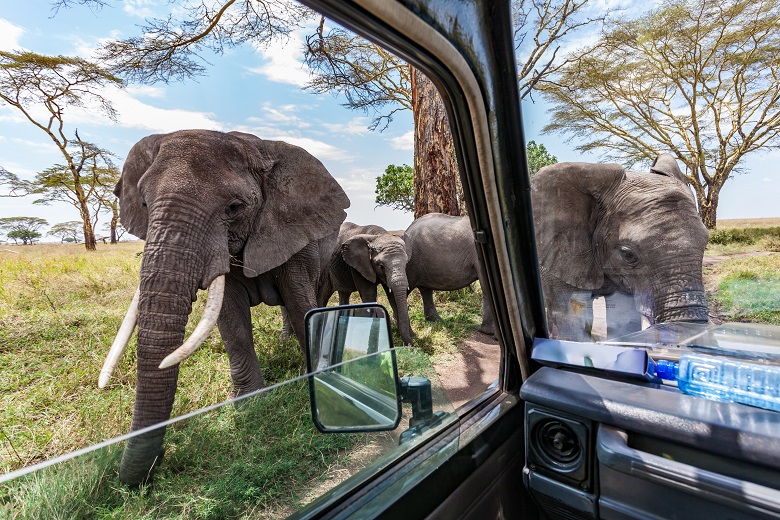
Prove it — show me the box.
[619,246,639,266]
[226,200,247,218]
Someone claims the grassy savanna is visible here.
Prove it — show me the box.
[704,220,780,326]
[0,242,483,518]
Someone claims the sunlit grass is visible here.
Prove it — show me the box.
[0,241,485,518]
[705,254,780,325]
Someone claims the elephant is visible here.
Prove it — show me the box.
[278,223,413,341]
[531,153,710,341]
[399,213,495,340]
[99,129,349,486]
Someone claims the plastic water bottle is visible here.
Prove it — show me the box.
[655,353,780,412]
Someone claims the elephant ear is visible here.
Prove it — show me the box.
[114,133,165,240]
[531,162,625,290]
[230,132,350,277]
[649,153,687,184]
[342,234,377,283]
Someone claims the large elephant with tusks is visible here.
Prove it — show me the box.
[532,154,710,341]
[100,130,349,486]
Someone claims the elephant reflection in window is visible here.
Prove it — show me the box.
[531,154,709,342]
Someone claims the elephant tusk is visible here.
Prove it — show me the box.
[99,288,141,389]
[159,275,225,369]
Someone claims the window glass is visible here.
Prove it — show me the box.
[1,349,457,518]
[519,1,780,371]
[0,1,498,516]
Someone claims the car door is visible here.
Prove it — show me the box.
[3,1,779,519]
[293,1,780,519]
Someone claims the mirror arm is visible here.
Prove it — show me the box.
[400,376,434,427]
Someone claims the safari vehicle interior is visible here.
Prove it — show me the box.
[3,0,780,519]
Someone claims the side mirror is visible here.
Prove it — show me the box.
[304,304,402,433]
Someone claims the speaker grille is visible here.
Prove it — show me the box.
[537,420,581,466]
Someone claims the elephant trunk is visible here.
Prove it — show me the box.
[119,214,208,486]
[387,267,413,345]
[653,289,709,323]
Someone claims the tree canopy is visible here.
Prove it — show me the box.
[0,50,124,249]
[0,216,48,245]
[540,0,780,228]
[48,221,84,243]
[375,164,414,213]
[526,141,559,175]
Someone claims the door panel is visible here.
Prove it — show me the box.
[521,367,780,520]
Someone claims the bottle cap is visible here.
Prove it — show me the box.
[655,359,677,380]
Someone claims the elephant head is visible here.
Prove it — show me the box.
[532,154,709,339]
[342,233,414,344]
[102,130,348,485]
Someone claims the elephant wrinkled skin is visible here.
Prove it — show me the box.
[322,222,415,344]
[402,213,495,342]
[532,154,710,341]
[108,129,349,486]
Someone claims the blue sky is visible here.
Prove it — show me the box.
[1,1,778,243]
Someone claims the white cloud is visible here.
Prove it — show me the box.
[232,123,350,162]
[764,177,773,182]
[123,0,156,18]
[247,27,312,87]
[7,85,224,134]
[126,85,167,99]
[322,117,371,136]
[390,131,413,151]
[255,103,310,127]
[110,90,223,132]
[0,18,24,50]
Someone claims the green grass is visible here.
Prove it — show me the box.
[0,242,484,519]
[705,254,780,325]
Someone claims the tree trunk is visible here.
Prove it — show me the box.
[410,67,465,219]
[699,190,719,230]
[110,200,119,244]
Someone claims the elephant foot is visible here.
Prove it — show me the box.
[424,312,441,322]
[119,433,166,487]
[477,323,495,336]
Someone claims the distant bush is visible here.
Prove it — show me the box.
[708,226,780,245]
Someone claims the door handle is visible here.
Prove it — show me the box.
[597,424,780,515]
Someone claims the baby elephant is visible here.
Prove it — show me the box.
[403,213,495,340]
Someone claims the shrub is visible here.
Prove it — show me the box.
[708,226,780,246]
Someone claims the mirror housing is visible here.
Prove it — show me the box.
[304,304,402,433]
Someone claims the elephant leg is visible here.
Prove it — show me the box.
[354,275,378,304]
[279,306,294,340]
[476,264,495,336]
[338,291,352,306]
[604,291,643,340]
[218,277,264,396]
[420,287,441,322]
[276,243,320,350]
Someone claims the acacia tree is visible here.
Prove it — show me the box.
[305,1,605,217]
[95,0,313,83]
[48,221,84,243]
[0,217,48,245]
[0,138,119,249]
[0,51,123,250]
[540,0,780,228]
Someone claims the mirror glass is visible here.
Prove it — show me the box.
[305,305,401,432]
